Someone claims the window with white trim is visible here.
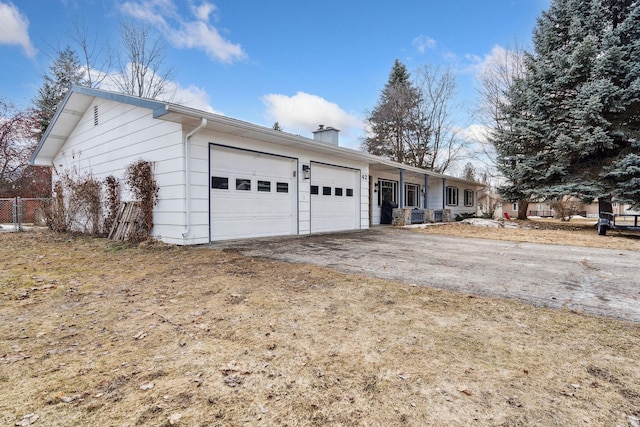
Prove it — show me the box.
[405,183,419,208]
[464,189,474,207]
[446,186,458,206]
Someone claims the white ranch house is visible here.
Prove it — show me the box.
[31,86,480,245]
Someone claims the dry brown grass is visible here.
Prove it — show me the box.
[1,229,639,426]
[419,217,640,252]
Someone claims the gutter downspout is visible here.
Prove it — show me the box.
[182,118,207,239]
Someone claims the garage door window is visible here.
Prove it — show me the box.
[311,185,319,195]
[335,188,343,196]
[212,176,228,189]
[346,188,354,197]
[277,182,289,193]
[236,179,251,191]
[258,180,271,192]
[323,186,331,195]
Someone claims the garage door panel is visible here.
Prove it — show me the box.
[310,163,360,233]
[210,146,296,241]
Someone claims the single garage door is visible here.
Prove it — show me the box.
[210,145,297,241]
[310,162,360,233]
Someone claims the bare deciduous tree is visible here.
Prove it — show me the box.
[0,101,49,197]
[68,17,112,88]
[364,60,463,173]
[474,44,528,218]
[111,21,175,100]
[474,43,526,164]
[413,64,462,173]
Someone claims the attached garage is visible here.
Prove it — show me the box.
[310,162,361,233]
[210,144,297,241]
[31,87,481,245]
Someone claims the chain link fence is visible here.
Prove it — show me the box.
[0,197,49,230]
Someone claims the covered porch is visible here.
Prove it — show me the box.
[368,161,477,226]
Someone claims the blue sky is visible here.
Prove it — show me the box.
[1,0,549,155]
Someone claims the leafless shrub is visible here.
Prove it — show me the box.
[125,159,158,241]
[44,180,68,232]
[44,172,103,235]
[67,175,102,235]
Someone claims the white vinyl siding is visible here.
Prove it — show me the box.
[50,99,186,243]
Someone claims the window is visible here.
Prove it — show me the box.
[405,184,419,207]
[346,188,354,197]
[323,186,332,195]
[379,179,398,206]
[464,189,474,207]
[311,185,319,195]
[335,187,343,196]
[446,186,459,206]
[236,179,251,191]
[276,182,289,193]
[258,180,271,192]
[211,176,228,189]
[512,203,518,212]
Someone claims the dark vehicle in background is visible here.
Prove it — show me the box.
[598,200,640,235]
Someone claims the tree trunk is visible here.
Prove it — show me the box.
[517,199,529,220]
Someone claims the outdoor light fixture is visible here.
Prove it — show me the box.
[374,182,379,192]
[302,164,311,179]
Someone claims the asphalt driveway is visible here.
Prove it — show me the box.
[214,227,640,323]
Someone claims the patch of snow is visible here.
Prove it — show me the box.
[461,218,519,228]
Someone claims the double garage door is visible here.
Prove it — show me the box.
[210,146,361,241]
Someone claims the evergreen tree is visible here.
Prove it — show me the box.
[363,59,422,165]
[492,0,640,208]
[462,162,477,182]
[34,46,85,139]
[272,121,282,131]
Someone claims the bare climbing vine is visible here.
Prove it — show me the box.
[103,175,121,234]
[125,160,158,240]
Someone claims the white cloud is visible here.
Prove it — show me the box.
[412,34,436,54]
[457,123,491,144]
[98,65,221,114]
[170,21,245,63]
[471,44,523,78]
[192,2,217,21]
[261,92,364,148]
[119,0,246,63]
[172,83,222,114]
[0,1,36,58]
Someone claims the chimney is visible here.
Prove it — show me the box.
[312,124,340,146]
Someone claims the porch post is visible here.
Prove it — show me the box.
[442,178,446,209]
[423,174,429,208]
[399,168,405,208]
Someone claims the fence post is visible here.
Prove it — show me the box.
[16,196,22,231]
